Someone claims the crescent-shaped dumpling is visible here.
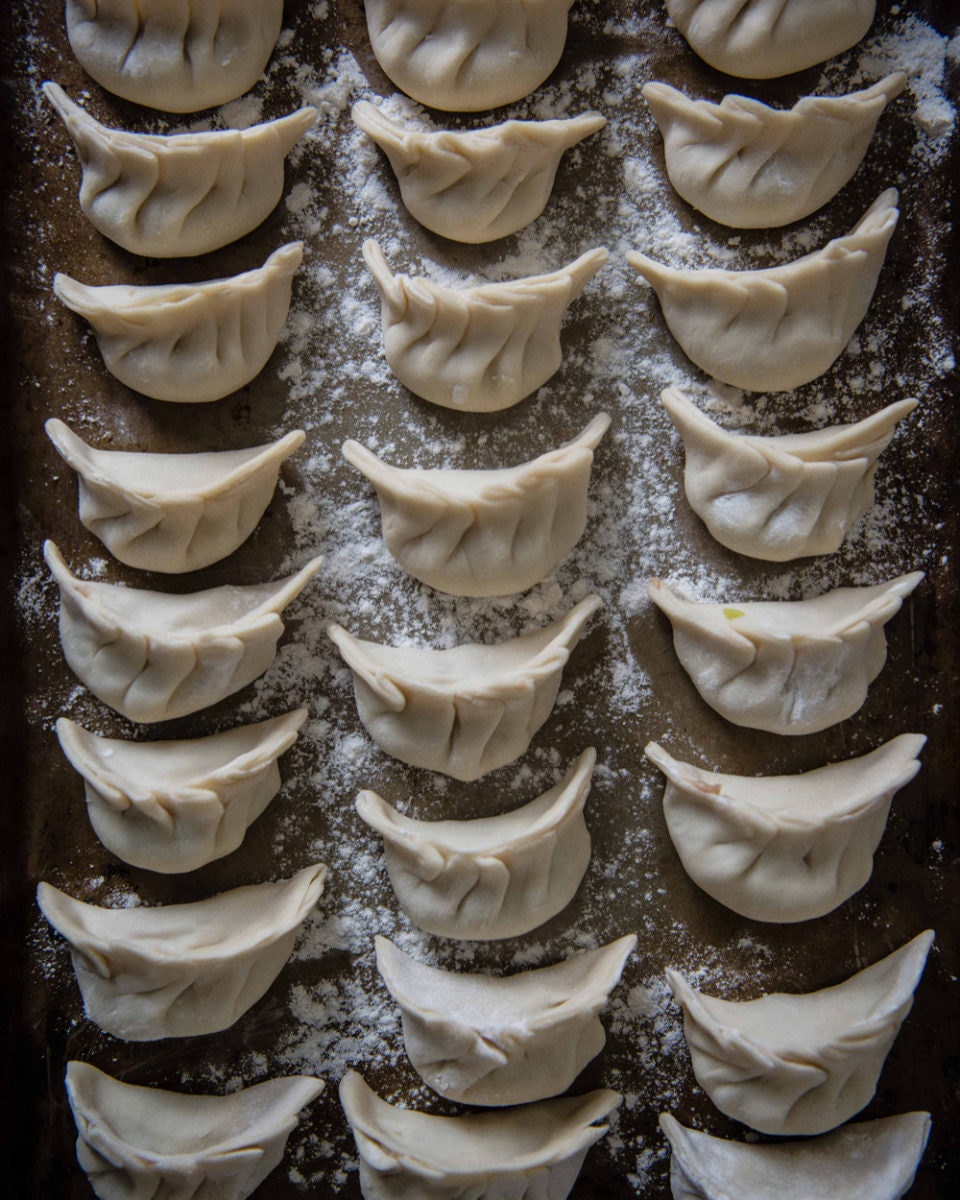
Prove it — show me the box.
[666,929,935,1135]
[44,540,323,723]
[352,101,606,243]
[46,421,305,573]
[665,0,876,79]
[644,75,906,228]
[53,242,304,403]
[342,413,610,597]
[44,82,317,257]
[659,1111,932,1200]
[645,735,925,923]
[375,933,636,1105]
[340,1071,620,1200]
[363,0,576,112]
[648,573,923,736]
[37,863,327,1040]
[356,748,595,939]
[65,0,285,113]
[56,710,307,873]
[661,388,917,561]
[363,240,608,412]
[626,189,899,392]
[328,594,601,781]
[66,1061,323,1200]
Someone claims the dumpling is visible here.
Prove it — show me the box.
[666,929,934,1135]
[626,189,899,392]
[352,101,606,243]
[56,709,307,873]
[664,0,877,79]
[53,242,304,403]
[645,735,925,923]
[376,933,635,1105]
[328,595,601,781]
[66,1061,323,1200]
[65,0,285,113]
[661,388,917,561]
[356,748,595,939]
[363,240,608,412]
[363,0,575,112]
[44,540,323,723]
[342,413,610,596]
[46,421,305,574]
[44,82,317,257]
[36,863,327,1040]
[340,1070,620,1200]
[659,1111,932,1200]
[648,574,923,736]
[644,75,906,228]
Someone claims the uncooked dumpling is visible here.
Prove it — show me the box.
[646,735,924,922]
[53,242,304,403]
[665,0,876,79]
[65,0,285,113]
[659,1110,932,1200]
[340,1070,620,1200]
[627,189,899,392]
[46,421,304,573]
[328,595,601,781]
[376,933,635,1105]
[648,573,922,735]
[45,540,322,723]
[363,0,575,111]
[343,413,609,596]
[44,82,316,257]
[363,240,608,412]
[37,863,326,1040]
[356,748,595,939]
[353,101,605,243]
[644,75,905,228]
[56,710,307,873]
[661,388,917,561]
[667,930,934,1135]
[66,1061,323,1200]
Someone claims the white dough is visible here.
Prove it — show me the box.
[352,101,605,244]
[667,930,935,1135]
[363,240,608,412]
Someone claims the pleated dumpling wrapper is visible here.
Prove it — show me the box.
[363,240,608,412]
[44,83,316,258]
[352,101,606,243]
[56,710,307,874]
[356,748,595,940]
[664,0,876,79]
[644,75,905,229]
[363,0,575,112]
[661,389,917,562]
[375,933,635,1106]
[627,189,899,393]
[340,1071,620,1200]
[66,1061,323,1200]
[65,0,284,114]
[328,595,601,781]
[648,573,923,736]
[53,242,303,403]
[343,413,609,597]
[46,422,305,573]
[667,929,934,1136]
[659,1111,932,1200]
[45,541,322,723]
[646,736,924,923]
[37,863,326,1041]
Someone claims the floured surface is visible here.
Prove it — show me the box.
[3,1,958,1196]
